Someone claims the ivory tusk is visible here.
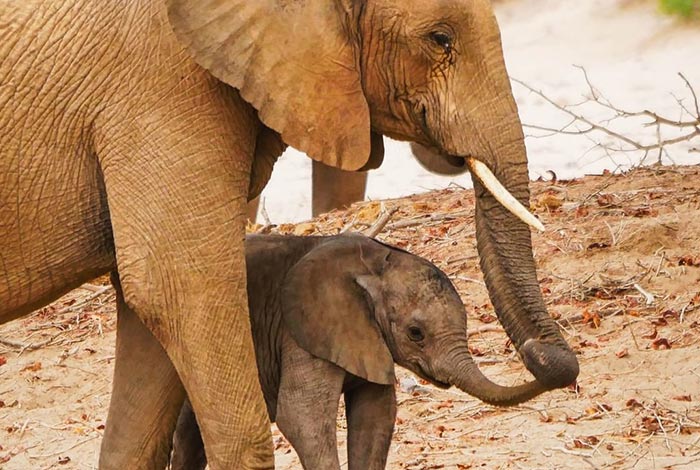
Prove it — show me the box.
[467,157,545,232]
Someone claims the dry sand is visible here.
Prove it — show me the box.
[2,164,700,469]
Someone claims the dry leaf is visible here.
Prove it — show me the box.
[435,425,447,437]
[642,328,658,340]
[436,400,453,410]
[651,338,671,350]
[572,435,600,448]
[641,416,660,433]
[538,194,564,211]
[293,222,316,236]
[596,194,616,206]
[573,205,589,218]
[616,348,629,358]
[678,256,697,266]
[624,206,657,218]
[277,223,295,234]
[582,310,601,328]
[411,201,434,213]
[20,361,42,373]
[477,313,497,324]
[673,395,692,402]
[356,202,381,223]
[662,309,679,320]
[626,398,643,409]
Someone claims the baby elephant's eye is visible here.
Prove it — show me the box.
[407,326,425,343]
[430,31,453,53]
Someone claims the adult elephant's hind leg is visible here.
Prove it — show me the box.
[344,383,396,470]
[100,275,185,469]
[247,196,261,223]
[312,160,367,217]
[171,398,207,470]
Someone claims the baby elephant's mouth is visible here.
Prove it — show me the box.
[430,379,451,390]
[415,364,451,390]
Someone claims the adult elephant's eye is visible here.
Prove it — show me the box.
[408,326,425,343]
[430,31,453,54]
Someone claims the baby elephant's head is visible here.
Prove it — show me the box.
[281,234,546,406]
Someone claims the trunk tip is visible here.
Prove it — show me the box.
[521,339,579,389]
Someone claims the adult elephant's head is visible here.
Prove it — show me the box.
[166,0,578,389]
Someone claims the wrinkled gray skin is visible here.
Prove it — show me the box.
[170,234,546,470]
[1,0,579,467]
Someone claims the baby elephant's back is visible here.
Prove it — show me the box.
[243,235,326,415]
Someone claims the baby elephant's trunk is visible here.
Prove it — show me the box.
[439,348,547,407]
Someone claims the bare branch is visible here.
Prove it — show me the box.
[513,69,700,162]
[364,204,398,238]
[679,72,700,121]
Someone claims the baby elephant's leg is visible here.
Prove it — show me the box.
[170,398,207,470]
[344,383,396,470]
[276,333,346,470]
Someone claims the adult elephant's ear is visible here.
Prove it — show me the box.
[166,0,372,171]
[280,236,394,385]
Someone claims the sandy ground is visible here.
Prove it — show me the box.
[2,1,700,469]
[258,0,700,223]
[2,164,700,469]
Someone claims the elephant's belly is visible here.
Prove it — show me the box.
[0,0,119,323]
[0,149,115,323]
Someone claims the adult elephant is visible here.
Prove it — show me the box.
[0,1,579,469]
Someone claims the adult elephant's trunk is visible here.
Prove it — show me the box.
[443,21,579,387]
[470,146,578,389]
[435,347,545,407]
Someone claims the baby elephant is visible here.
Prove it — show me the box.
[170,233,545,470]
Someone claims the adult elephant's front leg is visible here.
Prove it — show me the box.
[100,276,185,468]
[97,84,272,469]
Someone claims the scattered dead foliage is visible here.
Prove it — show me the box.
[2,165,700,469]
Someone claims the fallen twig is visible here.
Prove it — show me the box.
[633,283,655,306]
[54,285,113,316]
[364,205,398,238]
[0,334,58,352]
[467,325,503,337]
[386,211,471,230]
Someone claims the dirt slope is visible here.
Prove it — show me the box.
[2,165,700,469]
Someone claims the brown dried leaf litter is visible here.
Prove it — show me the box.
[1,165,700,469]
[260,165,700,469]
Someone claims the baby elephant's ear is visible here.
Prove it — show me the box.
[281,239,394,385]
